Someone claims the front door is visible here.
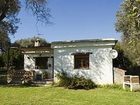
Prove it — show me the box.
[34,57,53,81]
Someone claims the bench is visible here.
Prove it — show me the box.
[123,75,140,91]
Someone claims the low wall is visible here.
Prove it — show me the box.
[113,68,126,84]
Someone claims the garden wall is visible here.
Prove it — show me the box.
[113,68,126,84]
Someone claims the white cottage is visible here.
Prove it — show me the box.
[23,39,117,84]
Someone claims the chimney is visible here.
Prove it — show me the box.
[34,39,40,47]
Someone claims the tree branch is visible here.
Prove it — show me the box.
[0,0,10,21]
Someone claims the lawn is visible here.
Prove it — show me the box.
[0,86,140,105]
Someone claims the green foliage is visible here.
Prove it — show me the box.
[68,76,97,90]
[0,36,48,70]
[116,0,140,66]
[57,71,97,90]
[14,36,48,47]
[0,0,50,35]
[0,48,24,69]
[123,40,140,66]
[116,0,140,33]
[0,0,20,35]
[0,33,10,51]
[113,42,133,69]
[0,0,20,51]
[0,0,51,51]
[56,71,72,87]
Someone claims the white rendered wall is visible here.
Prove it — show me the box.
[24,53,53,75]
[24,54,35,71]
[53,46,113,85]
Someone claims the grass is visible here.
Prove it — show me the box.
[0,85,140,105]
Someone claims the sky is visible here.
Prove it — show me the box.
[11,0,123,43]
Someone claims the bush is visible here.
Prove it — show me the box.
[68,76,97,89]
[57,71,97,90]
[56,71,72,87]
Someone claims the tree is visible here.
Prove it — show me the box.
[0,32,10,50]
[0,36,48,70]
[14,36,48,47]
[1,48,24,69]
[113,42,132,69]
[116,0,140,66]
[0,0,50,50]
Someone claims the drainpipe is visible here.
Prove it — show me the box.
[113,67,115,84]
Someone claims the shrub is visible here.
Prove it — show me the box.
[56,71,72,87]
[57,71,97,90]
[68,76,97,89]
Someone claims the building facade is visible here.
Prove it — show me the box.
[23,39,117,84]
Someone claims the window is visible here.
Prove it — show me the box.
[74,53,90,69]
[35,57,48,69]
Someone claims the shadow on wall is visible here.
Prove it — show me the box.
[89,48,112,83]
[54,47,113,84]
[25,55,35,70]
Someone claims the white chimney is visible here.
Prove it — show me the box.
[34,39,40,47]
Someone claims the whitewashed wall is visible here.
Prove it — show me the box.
[52,42,115,85]
[24,53,53,75]
[24,54,35,71]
